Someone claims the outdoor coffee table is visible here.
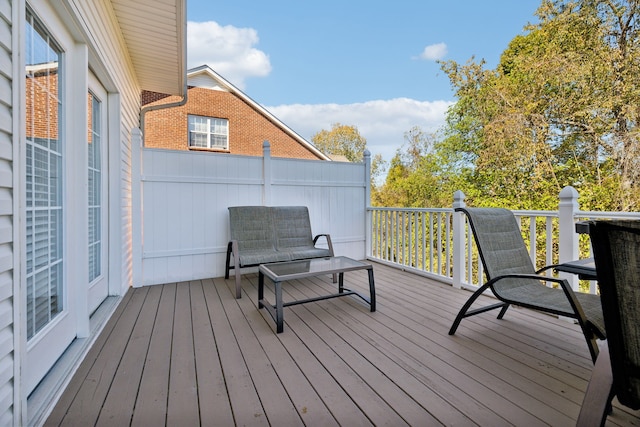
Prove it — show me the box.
[258,256,376,333]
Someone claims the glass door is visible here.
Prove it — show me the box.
[87,75,109,313]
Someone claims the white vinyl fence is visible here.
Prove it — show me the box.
[132,140,370,286]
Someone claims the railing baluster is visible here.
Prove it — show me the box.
[420,212,427,270]
[429,212,434,272]
[546,217,554,268]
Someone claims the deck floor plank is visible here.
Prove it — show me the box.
[189,280,236,426]
[249,275,410,426]
[215,277,307,427]
[54,287,149,426]
[268,274,533,425]
[166,282,200,426]
[288,303,424,425]
[225,277,342,426]
[204,277,269,426]
[276,274,512,426]
[242,279,375,426]
[47,261,640,426]
[308,272,578,424]
[321,275,575,425]
[275,278,448,426]
[43,289,135,427]
[131,283,175,427]
[96,285,163,427]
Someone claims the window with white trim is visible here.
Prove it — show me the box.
[25,9,64,339]
[188,115,229,150]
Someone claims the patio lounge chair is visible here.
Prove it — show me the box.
[448,207,606,363]
[577,220,640,426]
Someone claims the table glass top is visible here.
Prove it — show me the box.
[260,256,369,280]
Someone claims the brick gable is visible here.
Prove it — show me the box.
[143,87,324,160]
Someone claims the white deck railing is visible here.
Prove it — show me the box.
[368,207,454,283]
[367,187,640,294]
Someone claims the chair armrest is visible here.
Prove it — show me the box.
[230,239,240,265]
[313,234,334,256]
[535,264,557,275]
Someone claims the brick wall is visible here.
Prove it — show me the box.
[142,87,323,160]
[26,71,59,140]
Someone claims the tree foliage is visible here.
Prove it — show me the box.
[377,0,640,211]
[372,127,458,207]
[311,122,387,196]
[311,123,367,162]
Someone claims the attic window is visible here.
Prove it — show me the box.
[188,115,228,150]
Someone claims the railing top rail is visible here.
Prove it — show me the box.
[367,206,452,213]
[576,211,640,220]
[512,210,558,218]
[368,206,640,220]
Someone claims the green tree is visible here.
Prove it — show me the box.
[311,123,387,200]
[437,0,640,211]
[311,123,367,162]
[374,127,455,208]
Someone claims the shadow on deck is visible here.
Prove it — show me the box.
[45,262,640,426]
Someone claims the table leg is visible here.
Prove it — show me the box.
[258,271,264,309]
[275,281,284,333]
[339,272,344,293]
[368,267,376,312]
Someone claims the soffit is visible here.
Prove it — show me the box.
[110,0,186,96]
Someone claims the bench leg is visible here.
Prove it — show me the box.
[231,240,242,299]
[235,270,242,299]
[225,242,232,279]
[258,272,264,308]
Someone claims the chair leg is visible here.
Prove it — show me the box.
[497,303,510,319]
[576,344,614,427]
[449,284,505,335]
[585,334,601,364]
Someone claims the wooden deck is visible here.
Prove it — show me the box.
[45,262,640,426]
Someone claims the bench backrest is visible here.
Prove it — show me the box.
[272,206,315,250]
[229,206,318,250]
[228,206,276,251]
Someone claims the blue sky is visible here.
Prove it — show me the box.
[187,1,542,165]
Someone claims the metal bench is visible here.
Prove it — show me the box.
[225,206,334,298]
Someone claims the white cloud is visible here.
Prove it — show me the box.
[267,98,453,164]
[417,43,448,61]
[187,21,271,89]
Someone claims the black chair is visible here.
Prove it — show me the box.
[577,220,640,426]
[449,207,606,363]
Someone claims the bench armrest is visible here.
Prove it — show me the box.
[313,234,334,257]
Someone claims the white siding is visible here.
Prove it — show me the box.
[139,149,368,286]
[0,0,12,423]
